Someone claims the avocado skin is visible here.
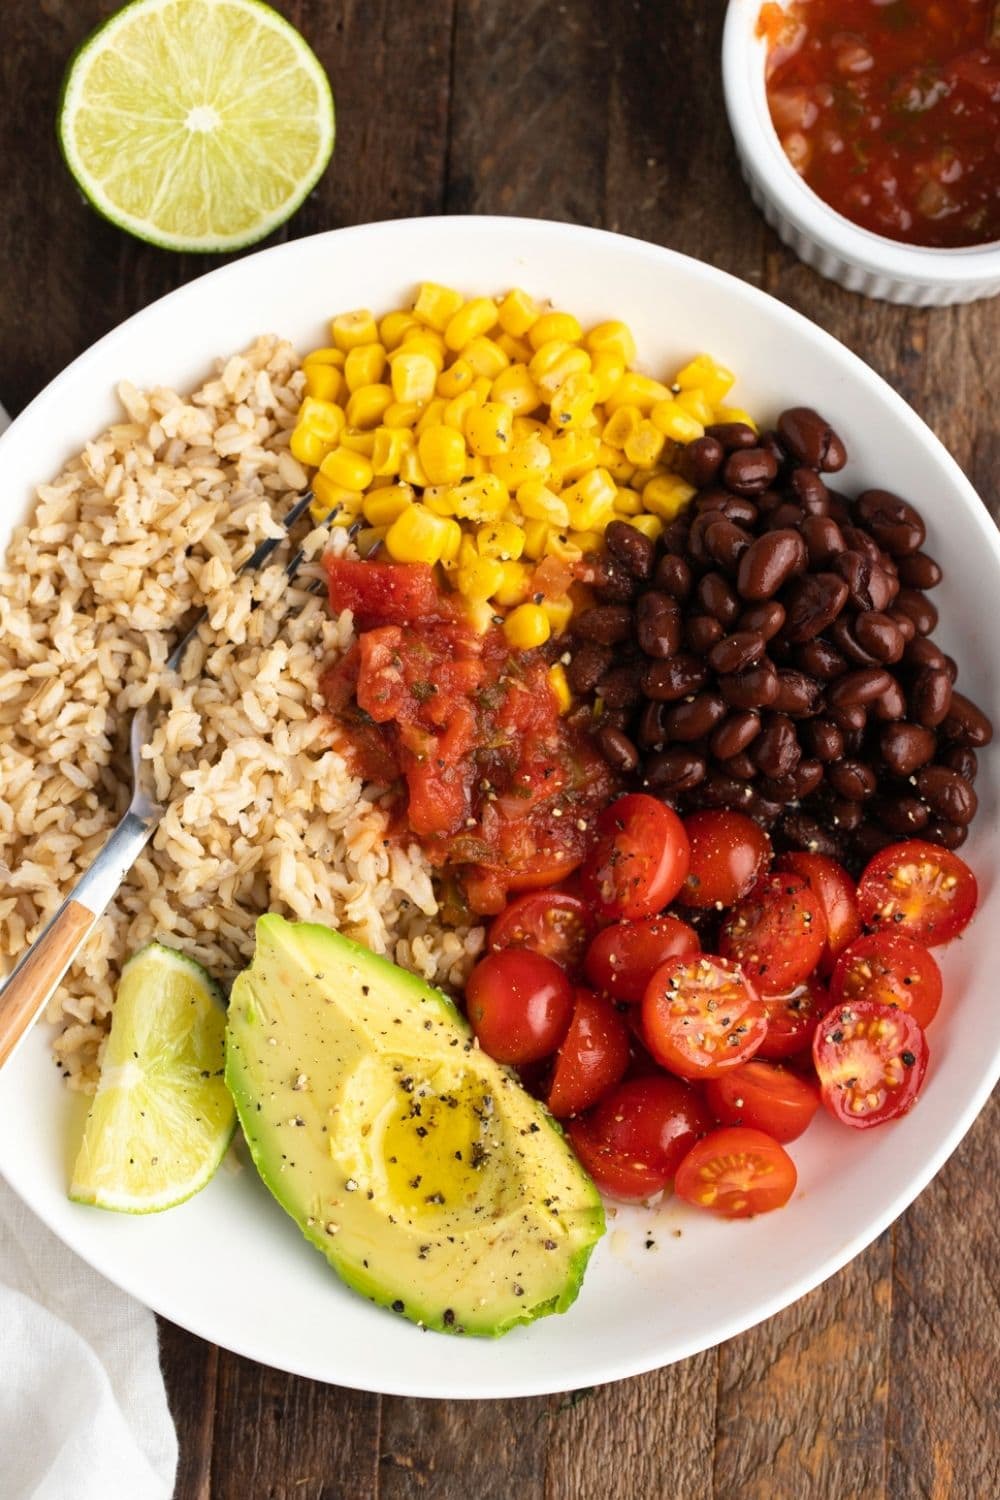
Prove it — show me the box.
[225,915,605,1337]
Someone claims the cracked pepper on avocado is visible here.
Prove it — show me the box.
[1,284,991,1334]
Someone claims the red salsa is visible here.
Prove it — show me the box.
[321,557,618,918]
[761,0,1000,248]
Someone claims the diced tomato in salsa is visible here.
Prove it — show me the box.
[319,562,618,915]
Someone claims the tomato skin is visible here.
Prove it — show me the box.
[465,950,573,1065]
[547,987,630,1118]
[757,976,827,1060]
[830,932,942,1030]
[502,853,586,894]
[777,852,861,971]
[568,1075,713,1202]
[324,557,444,629]
[678,811,771,909]
[488,891,591,972]
[642,955,768,1080]
[705,1060,820,1143]
[856,840,978,948]
[813,999,929,1129]
[583,914,700,1003]
[674,1126,797,1218]
[579,794,690,923]
[567,1118,675,1202]
[719,872,827,991]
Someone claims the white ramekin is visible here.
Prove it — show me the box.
[722,0,1000,306]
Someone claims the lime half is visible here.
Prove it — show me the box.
[58,0,335,252]
[70,942,235,1213]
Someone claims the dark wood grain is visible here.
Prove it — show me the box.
[2,1,999,1497]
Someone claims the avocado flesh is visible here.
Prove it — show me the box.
[226,915,605,1337]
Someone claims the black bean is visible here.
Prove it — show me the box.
[924,820,969,851]
[604,520,656,580]
[782,573,849,642]
[830,702,868,734]
[636,591,682,659]
[708,630,767,675]
[654,553,693,600]
[598,725,639,773]
[660,691,727,741]
[853,824,899,859]
[764,503,806,532]
[738,600,786,641]
[737,529,808,601]
[795,638,847,680]
[828,760,877,800]
[685,614,725,653]
[643,749,707,792]
[592,555,640,603]
[723,447,779,497]
[696,572,741,627]
[828,667,893,709]
[573,604,634,645]
[777,407,847,471]
[909,667,953,728]
[914,765,978,825]
[567,641,612,694]
[939,692,993,748]
[678,435,726,487]
[791,759,824,799]
[719,663,780,710]
[853,611,906,664]
[893,587,938,635]
[896,551,942,590]
[772,666,824,717]
[711,710,762,760]
[940,746,977,781]
[904,636,947,673]
[880,721,937,777]
[641,653,708,702]
[596,664,643,709]
[829,616,880,666]
[726,750,758,780]
[775,812,843,858]
[801,514,846,568]
[855,489,926,557]
[801,717,844,762]
[871,796,930,835]
[752,714,801,779]
[638,700,668,749]
[705,421,758,451]
[873,679,906,722]
[830,798,863,832]
[705,518,753,574]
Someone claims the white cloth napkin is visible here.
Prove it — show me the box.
[0,399,178,1500]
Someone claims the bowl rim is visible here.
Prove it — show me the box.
[722,0,1000,282]
[1,214,999,1397]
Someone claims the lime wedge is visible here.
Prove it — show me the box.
[57,0,335,252]
[70,942,235,1213]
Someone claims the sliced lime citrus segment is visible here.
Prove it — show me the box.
[58,0,335,252]
[70,942,235,1213]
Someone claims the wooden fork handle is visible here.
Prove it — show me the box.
[0,900,97,1069]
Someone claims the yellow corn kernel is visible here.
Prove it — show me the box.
[289,425,331,468]
[418,425,468,485]
[303,345,346,369]
[390,350,438,404]
[311,473,364,522]
[465,401,514,457]
[624,418,667,468]
[547,660,572,711]
[450,473,509,522]
[370,427,412,478]
[457,552,507,602]
[444,296,499,352]
[436,358,475,399]
[563,467,617,531]
[462,336,509,380]
[586,319,637,366]
[602,404,642,450]
[504,603,550,649]
[714,405,758,432]
[440,517,463,563]
[512,415,547,441]
[522,519,551,560]
[421,484,456,516]
[517,480,570,527]
[345,383,393,430]
[528,312,583,351]
[398,446,429,487]
[642,472,697,520]
[298,396,346,446]
[493,560,533,606]
[529,340,591,399]
[443,389,482,431]
[339,427,376,456]
[332,310,377,351]
[548,430,601,482]
[567,528,606,551]
[303,364,343,403]
[605,372,673,414]
[415,398,449,435]
[470,375,492,403]
[383,400,422,429]
[344,344,387,392]
[413,282,465,331]
[477,520,525,560]
[549,372,599,431]
[363,484,413,526]
[379,310,421,350]
[676,388,714,425]
[496,332,534,364]
[385,503,454,564]
[491,433,552,489]
[674,354,735,404]
[465,455,488,477]
[614,486,644,516]
[498,288,540,338]
[356,525,388,558]
[650,399,704,443]
[598,443,636,484]
[543,596,575,636]
[543,529,581,563]
[319,446,374,491]
[628,512,664,542]
[399,329,447,371]
[591,350,626,403]
[491,363,541,414]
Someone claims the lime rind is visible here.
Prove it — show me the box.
[57,0,335,253]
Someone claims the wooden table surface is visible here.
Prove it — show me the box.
[3,3,999,1497]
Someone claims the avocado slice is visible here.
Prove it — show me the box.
[226,915,605,1337]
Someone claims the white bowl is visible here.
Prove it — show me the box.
[722,0,1000,305]
[1,216,999,1398]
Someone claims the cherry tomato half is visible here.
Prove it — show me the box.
[547,987,630,1118]
[579,794,690,923]
[488,890,591,972]
[674,1126,797,1218]
[719,872,827,992]
[777,851,861,971]
[757,975,827,1060]
[568,1118,673,1203]
[584,914,700,1003]
[642,955,767,1080]
[831,932,942,1030]
[813,999,929,1129]
[567,1075,714,1202]
[856,840,978,948]
[678,810,772,909]
[705,1060,820,1143]
[465,950,573,1065]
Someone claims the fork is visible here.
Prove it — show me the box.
[0,488,324,1071]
